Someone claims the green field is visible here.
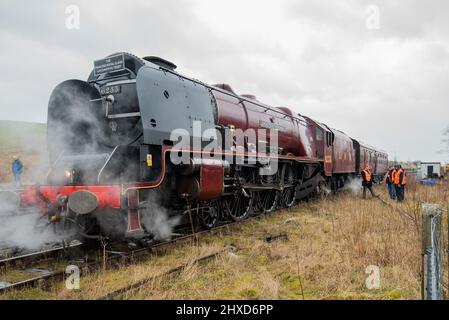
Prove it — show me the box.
[0,120,47,182]
[0,120,46,152]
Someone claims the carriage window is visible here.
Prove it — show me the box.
[325,132,334,147]
[326,132,331,147]
[316,127,323,141]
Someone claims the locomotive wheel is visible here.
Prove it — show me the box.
[198,202,219,229]
[47,213,100,243]
[281,163,297,208]
[222,194,252,222]
[281,188,296,208]
[256,190,279,213]
[71,214,100,239]
[254,171,279,214]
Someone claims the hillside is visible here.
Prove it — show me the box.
[0,120,48,183]
[0,120,46,152]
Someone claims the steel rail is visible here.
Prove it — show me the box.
[0,216,251,293]
[0,242,84,269]
[98,247,232,300]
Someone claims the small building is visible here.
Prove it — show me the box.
[417,162,441,179]
[400,162,418,180]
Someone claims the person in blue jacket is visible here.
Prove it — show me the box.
[11,156,23,186]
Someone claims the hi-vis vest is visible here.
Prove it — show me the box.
[391,169,396,183]
[394,169,406,185]
[362,168,372,182]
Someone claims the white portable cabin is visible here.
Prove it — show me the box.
[417,162,441,179]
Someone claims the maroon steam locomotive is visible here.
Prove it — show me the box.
[10,52,387,241]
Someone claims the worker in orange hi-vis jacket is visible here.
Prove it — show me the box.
[361,166,378,199]
[393,164,407,202]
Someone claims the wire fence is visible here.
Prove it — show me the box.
[422,203,445,300]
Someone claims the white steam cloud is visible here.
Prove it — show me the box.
[343,177,363,194]
[0,212,68,250]
[140,192,181,241]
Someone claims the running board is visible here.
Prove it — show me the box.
[240,183,295,191]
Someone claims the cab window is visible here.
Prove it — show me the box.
[316,127,323,141]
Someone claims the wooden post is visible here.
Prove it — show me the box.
[421,203,443,300]
[422,204,430,300]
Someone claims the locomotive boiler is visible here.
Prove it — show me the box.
[14,52,388,241]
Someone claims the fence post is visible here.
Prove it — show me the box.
[422,203,443,300]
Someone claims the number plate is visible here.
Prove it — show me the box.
[100,85,121,95]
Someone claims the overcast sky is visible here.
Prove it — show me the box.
[0,0,448,162]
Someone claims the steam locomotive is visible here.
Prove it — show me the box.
[12,52,388,240]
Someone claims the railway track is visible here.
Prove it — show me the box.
[0,216,254,294]
[98,247,233,300]
[0,241,84,269]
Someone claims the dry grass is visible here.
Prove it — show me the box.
[1,181,448,300]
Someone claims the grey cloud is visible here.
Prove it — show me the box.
[0,0,448,162]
